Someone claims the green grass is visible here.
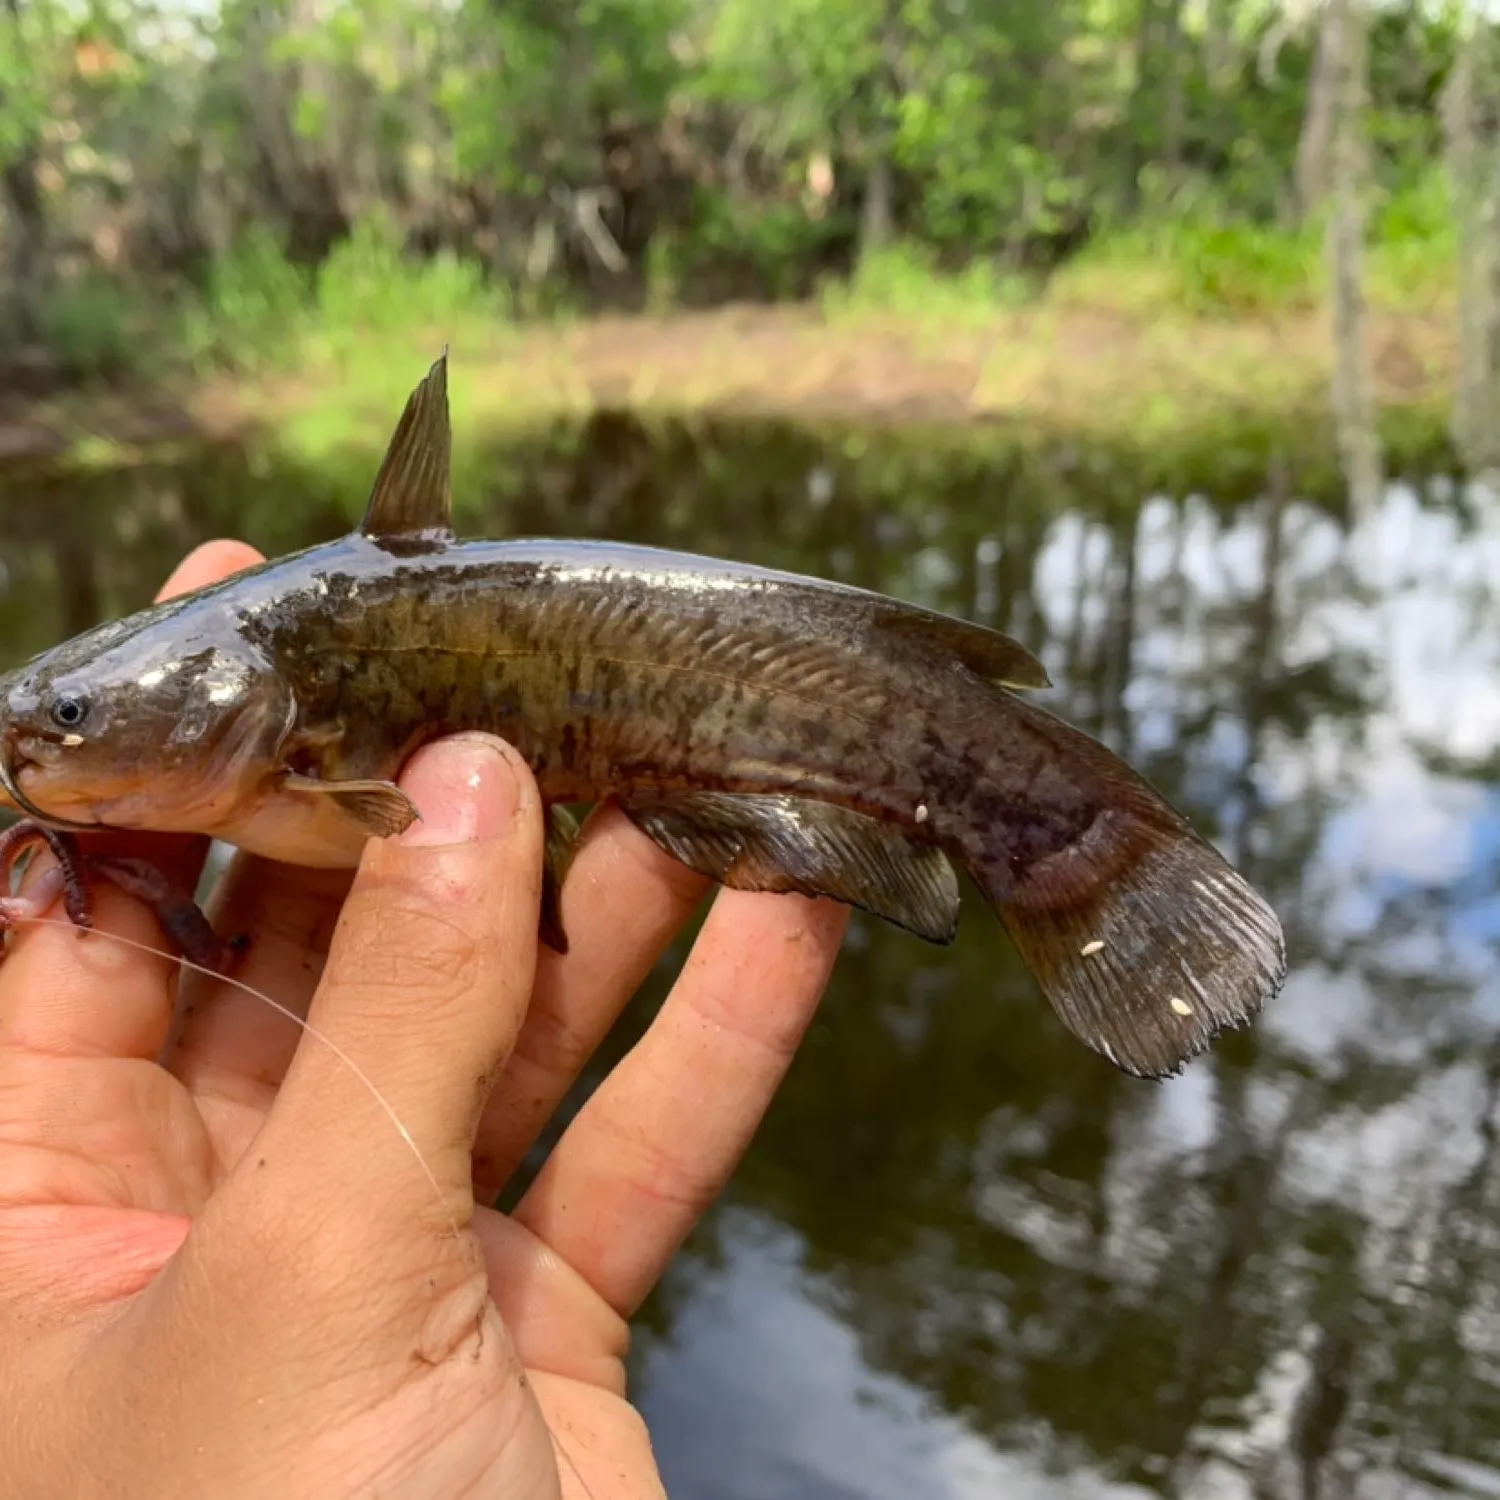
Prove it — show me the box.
[172,212,533,469]
[33,271,172,382]
[182,213,514,376]
[810,173,1458,326]
[821,242,1034,328]
[1049,214,1324,317]
[1366,170,1458,313]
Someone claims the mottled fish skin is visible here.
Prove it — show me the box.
[0,357,1287,1080]
[259,536,1024,827]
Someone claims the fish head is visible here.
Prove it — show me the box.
[0,608,294,836]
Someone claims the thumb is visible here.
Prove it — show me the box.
[254,733,544,1227]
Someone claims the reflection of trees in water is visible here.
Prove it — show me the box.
[738,474,1500,1496]
[4,424,1499,1496]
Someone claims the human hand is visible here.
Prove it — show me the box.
[0,540,850,1499]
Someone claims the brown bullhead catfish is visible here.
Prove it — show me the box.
[0,355,1284,1079]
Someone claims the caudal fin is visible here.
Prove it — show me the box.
[970,712,1286,1079]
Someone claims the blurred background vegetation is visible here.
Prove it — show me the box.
[0,0,1494,494]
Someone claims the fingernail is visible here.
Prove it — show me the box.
[399,735,522,848]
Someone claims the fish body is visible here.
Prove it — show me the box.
[0,357,1286,1079]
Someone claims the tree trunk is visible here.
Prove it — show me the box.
[1324,0,1382,517]
[1120,0,1188,208]
[1203,0,1237,92]
[1444,18,1500,470]
[860,143,894,259]
[858,16,903,264]
[1159,0,1186,186]
[1296,0,1339,221]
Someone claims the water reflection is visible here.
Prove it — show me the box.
[638,1209,1157,1500]
[1,421,1496,1497]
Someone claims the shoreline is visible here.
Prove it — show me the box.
[0,302,1458,485]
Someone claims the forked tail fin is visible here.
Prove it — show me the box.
[969,709,1286,1079]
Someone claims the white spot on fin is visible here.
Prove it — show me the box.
[1080,940,1104,957]
[1170,996,1194,1017]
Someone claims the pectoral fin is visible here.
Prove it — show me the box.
[282,773,421,838]
[620,791,960,943]
[540,803,584,954]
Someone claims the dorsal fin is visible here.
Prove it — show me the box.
[359,350,454,546]
[871,603,1052,691]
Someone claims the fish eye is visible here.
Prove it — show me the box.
[50,695,89,730]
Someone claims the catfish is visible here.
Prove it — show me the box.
[0,355,1285,1079]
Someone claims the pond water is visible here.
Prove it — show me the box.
[2,418,1498,1499]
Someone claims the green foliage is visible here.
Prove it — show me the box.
[183,226,312,371]
[440,0,686,188]
[689,191,847,296]
[0,0,1477,381]
[312,213,506,352]
[822,243,1032,326]
[1366,168,1458,311]
[176,212,511,378]
[0,0,61,167]
[33,272,151,382]
[1051,212,1324,317]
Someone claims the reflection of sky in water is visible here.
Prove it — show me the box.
[640,477,1500,1497]
[640,1212,1157,1500]
[644,1210,1500,1499]
[1074,482,1499,1046]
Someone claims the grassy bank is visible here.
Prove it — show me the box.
[2,187,1461,499]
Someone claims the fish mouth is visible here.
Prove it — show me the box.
[0,733,101,832]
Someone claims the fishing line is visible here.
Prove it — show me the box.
[9,914,599,1500]
[11,914,463,1241]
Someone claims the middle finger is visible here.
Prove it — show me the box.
[470,805,710,1200]
[512,885,849,1318]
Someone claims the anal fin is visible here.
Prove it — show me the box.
[621,791,960,943]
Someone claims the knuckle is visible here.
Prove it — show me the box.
[618,1120,721,1217]
[511,999,596,1080]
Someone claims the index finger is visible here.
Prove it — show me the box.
[155,539,266,602]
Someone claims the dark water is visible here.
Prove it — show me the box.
[2,418,1498,1499]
